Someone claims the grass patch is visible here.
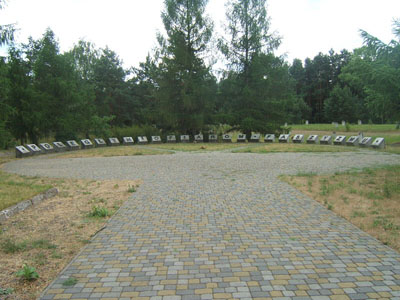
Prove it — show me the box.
[0,171,53,211]
[281,164,400,252]
[88,206,110,218]
[62,277,78,287]
[234,143,358,153]
[53,146,172,159]
[146,143,245,152]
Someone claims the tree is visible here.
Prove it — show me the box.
[219,0,280,78]
[0,0,15,148]
[324,85,357,122]
[154,0,217,134]
[219,0,292,136]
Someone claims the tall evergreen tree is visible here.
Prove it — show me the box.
[154,0,216,134]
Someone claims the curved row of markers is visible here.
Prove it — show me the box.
[14,133,386,158]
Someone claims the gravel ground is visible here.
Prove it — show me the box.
[4,151,400,300]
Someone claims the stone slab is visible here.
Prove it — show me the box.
[264,134,275,143]
[333,135,346,145]
[39,143,55,153]
[80,139,94,149]
[236,134,246,143]
[122,137,134,145]
[278,134,290,143]
[94,138,107,147]
[208,134,218,143]
[292,134,304,143]
[222,134,232,143]
[66,140,80,151]
[346,136,359,146]
[307,135,319,144]
[53,141,67,152]
[249,134,260,143]
[320,135,332,145]
[26,144,42,155]
[15,146,31,158]
[108,137,120,146]
[167,135,177,143]
[194,134,203,143]
[151,136,161,144]
[180,135,190,143]
[359,137,372,147]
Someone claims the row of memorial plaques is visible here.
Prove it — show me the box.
[15,134,386,158]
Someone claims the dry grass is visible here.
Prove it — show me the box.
[0,176,140,300]
[233,143,358,153]
[52,146,172,158]
[145,143,245,151]
[281,165,400,252]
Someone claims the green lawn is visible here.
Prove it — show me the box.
[232,143,359,154]
[292,123,400,133]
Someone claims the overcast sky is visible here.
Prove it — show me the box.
[1,0,399,69]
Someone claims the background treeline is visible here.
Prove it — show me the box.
[0,0,399,149]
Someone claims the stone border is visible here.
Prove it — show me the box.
[0,187,58,224]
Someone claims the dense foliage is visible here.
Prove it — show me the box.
[0,0,399,148]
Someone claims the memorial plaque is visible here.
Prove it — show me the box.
[26,144,42,155]
[342,120,346,126]
[151,136,161,144]
[305,120,309,125]
[194,134,204,143]
[94,138,106,147]
[278,134,290,143]
[359,137,372,147]
[80,139,93,149]
[208,134,218,143]
[250,134,260,143]
[371,137,385,149]
[346,136,359,146]
[333,135,346,145]
[306,135,319,144]
[122,137,134,145]
[15,146,31,158]
[264,134,275,143]
[108,137,120,146]
[180,135,190,143]
[53,141,67,152]
[320,135,332,145]
[39,143,55,153]
[332,122,339,128]
[137,136,149,144]
[167,135,177,143]
[237,134,246,143]
[66,140,80,151]
[222,134,232,143]
[292,134,304,143]
[358,120,362,125]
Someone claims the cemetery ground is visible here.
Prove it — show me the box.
[0,134,399,299]
[0,155,141,299]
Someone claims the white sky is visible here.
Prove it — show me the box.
[0,0,399,69]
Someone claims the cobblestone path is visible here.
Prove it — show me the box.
[4,151,400,299]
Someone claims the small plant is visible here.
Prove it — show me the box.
[1,239,27,253]
[327,203,333,210]
[113,184,119,189]
[127,185,136,193]
[31,239,57,249]
[16,264,39,281]
[0,288,14,295]
[88,206,110,218]
[62,277,78,286]
[352,211,366,218]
